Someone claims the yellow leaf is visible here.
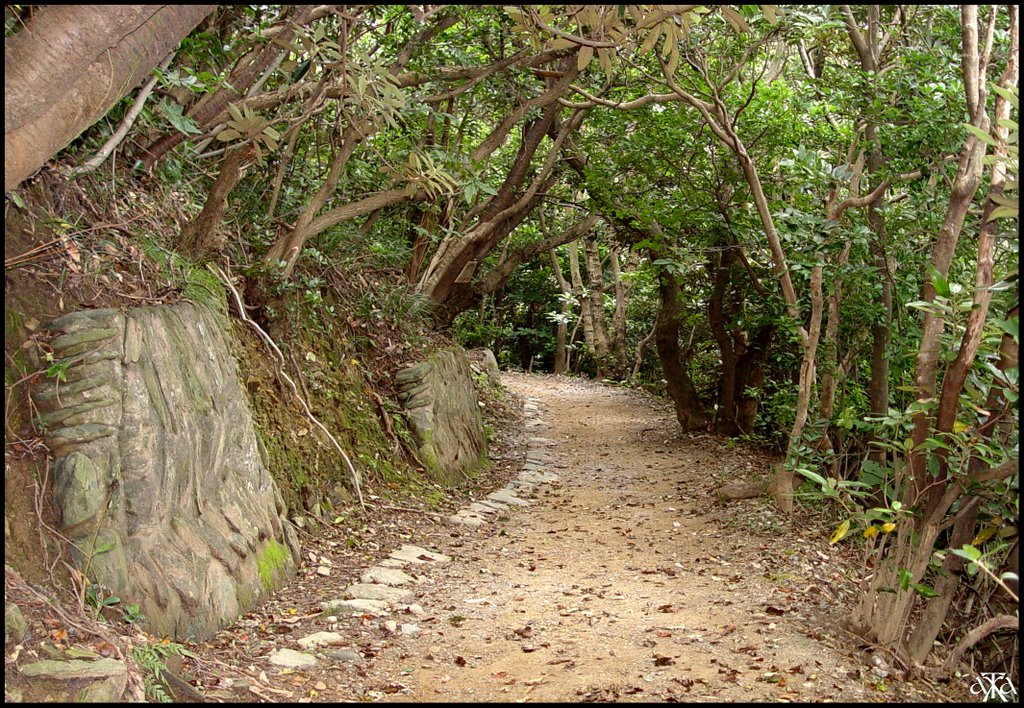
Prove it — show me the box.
[829,519,850,545]
[972,526,998,545]
[863,525,880,539]
[720,6,751,33]
[952,420,970,433]
[639,25,662,55]
[578,45,594,71]
[760,5,779,25]
[881,522,896,534]
[546,37,577,50]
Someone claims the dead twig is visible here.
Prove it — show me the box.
[70,54,176,178]
[941,614,1019,676]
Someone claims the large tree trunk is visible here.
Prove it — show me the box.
[655,272,711,432]
[5,5,215,191]
[582,236,618,377]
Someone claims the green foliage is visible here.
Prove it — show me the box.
[84,584,120,619]
[130,639,196,703]
[256,540,289,591]
[121,602,145,625]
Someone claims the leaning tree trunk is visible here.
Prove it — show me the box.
[5,4,215,190]
[181,143,255,259]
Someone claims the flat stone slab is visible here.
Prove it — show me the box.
[475,499,509,511]
[360,567,416,586]
[322,598,391,615]
[20,658,126,681]
[345,583,416,603]
[388,544,451,564]
[448,511,487,527]
[520,469,559,483]
[18,658,128,703]
[379,558,406,568]
[488,489,531,507]
[507,479,537,495]
[297,631,345,650]
[528,437,555,447]
[267,648,317,668]
[468,502,502,516]
[324,649,363,663]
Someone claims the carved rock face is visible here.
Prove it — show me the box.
[395,347,489,485]
[36,304,298,641]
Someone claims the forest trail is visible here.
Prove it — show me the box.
[363,373,876,702]
[191,374,950,702]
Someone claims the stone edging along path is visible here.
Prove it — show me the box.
[266,396,557,669]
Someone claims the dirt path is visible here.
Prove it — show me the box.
[188,373,951,702]
[355,374,861,702]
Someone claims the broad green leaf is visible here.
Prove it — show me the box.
[898,568,912,590]
[928,265,951,298]
[797,467,828,487]
[911,583,938,598]
[991,317,1018,338]
[953,543,982,561]
[160,100,202,135]
[988,205,1018,221]
[964,123,997,147]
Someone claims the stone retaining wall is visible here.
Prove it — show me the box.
[35,304,298,641]
[394,347,488,484]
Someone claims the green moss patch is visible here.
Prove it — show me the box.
[256,539,289,591]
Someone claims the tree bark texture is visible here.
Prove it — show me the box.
[772,265,824,512]
[181,144,255,259]
[655,272,711,432]
[5,5,215,191]
[908,5,993,504]
[549,249,571,375]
